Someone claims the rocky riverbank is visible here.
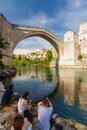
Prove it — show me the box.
[0,82,87,130]
[0,66,17,79]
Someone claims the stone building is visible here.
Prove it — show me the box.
[63,22,87,66]
[79,22,87,59]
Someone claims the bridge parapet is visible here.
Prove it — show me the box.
[11,24,63,42]
[11,24,64,56]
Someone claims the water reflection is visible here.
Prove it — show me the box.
[51,69,87,126]
[58,69,87,111]
[12,67,59,100]
[1,67,87,126]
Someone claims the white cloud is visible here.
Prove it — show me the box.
[19,12,55,28]
[13,49,29,55]
[67,0,82,8]
[53,0,87,33]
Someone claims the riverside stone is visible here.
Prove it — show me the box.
[0,67,17,79]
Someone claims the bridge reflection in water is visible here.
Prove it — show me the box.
[1,67,87,126]
[52,69,87,126]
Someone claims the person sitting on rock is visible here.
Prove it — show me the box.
[18,91,33,123]
[37,96,58,130]
[10,114,32,130]
[1,84,18,106]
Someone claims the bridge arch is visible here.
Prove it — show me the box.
[11,26,64,64]
[14,32,59,53]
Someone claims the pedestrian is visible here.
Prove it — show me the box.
[10,114,32,130]
[37,96,58,130]
[1,84,18,106]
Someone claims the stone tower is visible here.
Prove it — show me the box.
[63,31,79,65]
[79,22,87,58]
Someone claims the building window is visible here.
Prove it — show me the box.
[80,39,82,42]
[68,37,70,40]
[83,38,86,41]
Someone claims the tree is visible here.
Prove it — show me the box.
[18,55,22,60]
[31,52,36,56]
[45,50,53,61]
[78,54,83,60]
[12,53,16,59]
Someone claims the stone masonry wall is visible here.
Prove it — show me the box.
[0,14,12,66]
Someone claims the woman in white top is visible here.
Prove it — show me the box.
[18,92,29,114]
[18,92,33,123]
[11,114,32,130]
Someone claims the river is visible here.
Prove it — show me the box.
[1,66,87,126]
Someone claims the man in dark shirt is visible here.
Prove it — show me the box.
[1,84,18,106]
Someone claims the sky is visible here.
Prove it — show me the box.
[0,0,87,54]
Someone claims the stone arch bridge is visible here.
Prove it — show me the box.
[0,14,64,67]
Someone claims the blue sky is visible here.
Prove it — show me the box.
[0,0,87,53]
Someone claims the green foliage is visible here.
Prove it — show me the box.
[45,67,52,81]
[45,50,53,61]
[12,59,18,66]
[12,49,54,67]
[12,54,16,59]
[18,55,22,60]
[78,54,83,60]
[31,52,36,56]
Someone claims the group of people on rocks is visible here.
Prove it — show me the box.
[1,84,58,130]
